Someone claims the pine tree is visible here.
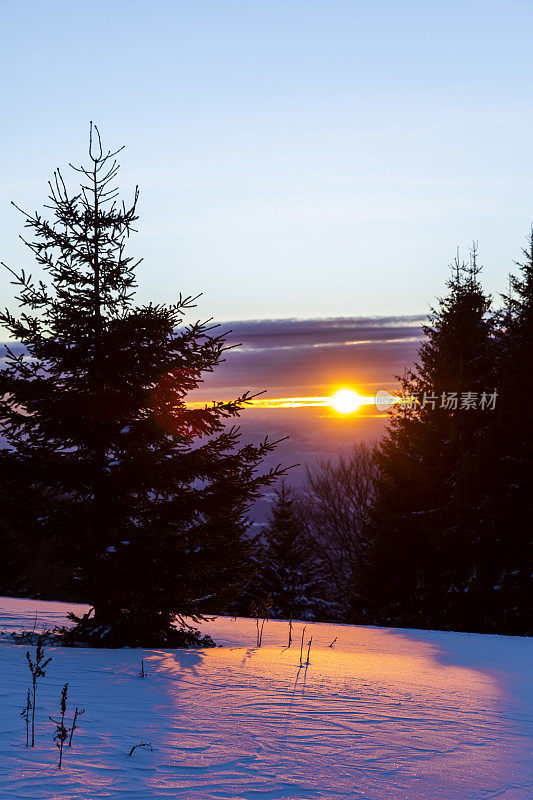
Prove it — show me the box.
[361,250,496,631]
[475,230,533,634]
[257,481,328,621]
[0,125,284,646]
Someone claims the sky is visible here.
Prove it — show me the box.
[1,1,532,486]
[1,0,533,323]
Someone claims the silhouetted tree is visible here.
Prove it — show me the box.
[0,125,284,646]
[258,481,328,621]
[472,231,533,634]
[361,250,497,630]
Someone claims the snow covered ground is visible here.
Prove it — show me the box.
[1,597,531,799]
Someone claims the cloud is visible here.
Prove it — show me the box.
[195,314,425,398]
[2,314,425,401]
[219,314,423,348]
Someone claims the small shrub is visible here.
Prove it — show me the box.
[26,635,52,746]
[49,683,69,769]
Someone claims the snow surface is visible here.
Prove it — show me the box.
[1,597,532,799]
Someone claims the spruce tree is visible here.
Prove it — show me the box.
[477,231,533,634]
[257,481,328,621]
[0,125,283,646]
[361,251,496,631]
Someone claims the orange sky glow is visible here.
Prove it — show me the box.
[186,388,395,417]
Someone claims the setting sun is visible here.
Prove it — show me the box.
[329,389,364,414]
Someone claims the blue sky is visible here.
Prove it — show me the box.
[1,0,533,324]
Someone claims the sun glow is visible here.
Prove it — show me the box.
[329,389,364,414]
[185,389,382,414]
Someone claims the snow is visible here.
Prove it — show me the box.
[1,597,532,799]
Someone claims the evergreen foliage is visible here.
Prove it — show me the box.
[256,481,328,621]
[0,125,284,646]
[360,250,497,630]
[474,231,533,633]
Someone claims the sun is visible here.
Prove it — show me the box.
[330,389,364,414]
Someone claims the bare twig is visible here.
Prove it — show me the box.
[20,690,32,747]
[128,741,152,756]
[306,637,313,665]
[68,706,85,747]
[299,626,307,666]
